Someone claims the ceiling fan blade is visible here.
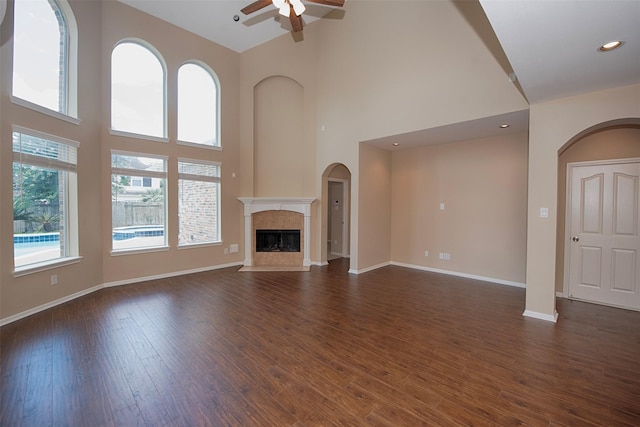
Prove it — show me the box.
[305,0,345,7]
[290,7,303,32]
[241,0,272,15]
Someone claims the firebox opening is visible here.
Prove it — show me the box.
[256,229,301,252]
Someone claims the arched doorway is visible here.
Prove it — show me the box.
[557,120,640,310]
[321,164,351,264]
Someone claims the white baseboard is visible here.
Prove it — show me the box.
[0,284,103,327]
[350,261,391,275]
[0,262,243,326]
[103,262,242,287]
[390,261,526,288]
[522,309,559,323]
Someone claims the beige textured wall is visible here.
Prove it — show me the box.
[0,0,247,321]
[1,0,103,319]
[312,0,528,270]
[358,144,391,269]
[526,83,640,319]
[555,126,640,292]
[391,133,528,283]
[4,0,636,322]
[99,1,243,285]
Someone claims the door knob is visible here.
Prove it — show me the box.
[572,236,580,242]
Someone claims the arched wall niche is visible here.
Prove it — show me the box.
[253,75,305,197]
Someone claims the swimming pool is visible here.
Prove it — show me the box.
[14,240,61,257]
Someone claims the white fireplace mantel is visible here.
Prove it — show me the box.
[238,197,315,267]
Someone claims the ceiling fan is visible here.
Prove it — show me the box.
[241,0,345,33]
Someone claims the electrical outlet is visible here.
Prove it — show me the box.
[229,244,239,253]
[424,250,429,257]
[224,247,229,254]
[51,275,58,285]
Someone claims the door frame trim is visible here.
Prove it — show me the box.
[328,177,350,258]
[563,157,640,299]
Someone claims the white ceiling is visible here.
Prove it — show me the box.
[118,0,640,149]
[118,0,340,53]
[479,0,640,104]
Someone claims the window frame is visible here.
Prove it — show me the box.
[177,61,222,150]
[110,150,169,255]
[177,158,222,248]
[12,126,81,275]
[110,39,168,141]
[11,0,79,121]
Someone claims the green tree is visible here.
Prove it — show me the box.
[13,164,59,206]
[142,188,163,202]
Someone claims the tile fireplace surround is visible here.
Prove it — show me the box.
[238,197,315,271]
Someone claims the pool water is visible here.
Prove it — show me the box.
[14,240,60,257]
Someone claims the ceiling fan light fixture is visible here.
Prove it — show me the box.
[279,3,290,17]
[272,0,286,8]
[291,0,305,16]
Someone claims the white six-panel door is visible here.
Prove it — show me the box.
[567,160,640,310]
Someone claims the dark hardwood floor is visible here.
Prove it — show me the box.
[1,258,639,426]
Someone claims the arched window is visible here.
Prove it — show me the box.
[12,0,78,117]
[111,41,166,139]
[178,62,220,147]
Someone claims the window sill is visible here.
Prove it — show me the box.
[13,256,83,277]
[110,245,170,256]
[11,96,81,125]
[178,241,222,250]
[177,140,222,151]
[109,128,169,143]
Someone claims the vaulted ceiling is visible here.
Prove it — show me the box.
[118,0,639,147]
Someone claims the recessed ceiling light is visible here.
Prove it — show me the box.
[598,40,623,52]
[500,124,509,129]
[392,142,399,146]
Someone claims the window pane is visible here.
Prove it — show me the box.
[12,130,77,269]
[178,160,220,245]
[13,0,66,112]
[111,153,167,251]
[111,43,165,138]
[178,63,218,146]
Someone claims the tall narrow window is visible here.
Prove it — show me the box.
[111,42,165,138]
[178,63,219,147]
[111,152,167,252]
[178,159,221,246]
[13,128,78,269]
[13,0,77,116]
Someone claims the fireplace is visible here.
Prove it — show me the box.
[256,229,301,252]
[238,197,315,271]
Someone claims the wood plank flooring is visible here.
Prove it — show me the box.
[1,258,639,426]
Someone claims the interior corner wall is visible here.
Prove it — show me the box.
[358,143,391,270]
[391,133,528,283]
[526,83,640,319]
